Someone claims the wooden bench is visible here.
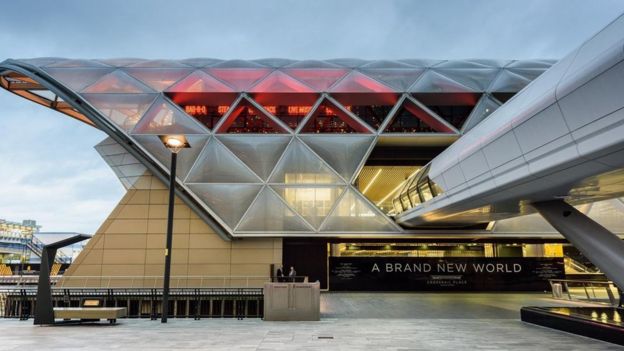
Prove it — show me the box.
[53,307,127,324]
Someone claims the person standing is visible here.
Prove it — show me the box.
[276,265,285,282]
[288,266,297,282]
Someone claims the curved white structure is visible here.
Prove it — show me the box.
[397,14,624,227]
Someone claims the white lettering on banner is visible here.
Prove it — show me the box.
[374,261,523,274]
[371,263,380,273]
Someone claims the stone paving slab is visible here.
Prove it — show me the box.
[0,318,622,351]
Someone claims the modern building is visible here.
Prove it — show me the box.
[2,14,624,291]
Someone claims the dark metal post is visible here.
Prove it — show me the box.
[161,151,177,323]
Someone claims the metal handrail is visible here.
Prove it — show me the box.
[549,278,619,306]
[56,275,273,289]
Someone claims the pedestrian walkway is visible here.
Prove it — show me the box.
[0,293,620,350]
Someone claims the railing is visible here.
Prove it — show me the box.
[56,275,273,289]
[0,286,265,319]
[564,257,599,274]
[0,275,61,286]
[549,279,621,306]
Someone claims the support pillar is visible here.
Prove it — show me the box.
[533,200,624,289]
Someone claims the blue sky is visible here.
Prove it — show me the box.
[1,0,623,233]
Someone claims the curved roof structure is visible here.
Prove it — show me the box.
[0,58,553,238]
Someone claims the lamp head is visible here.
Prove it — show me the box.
[159,135,190,153]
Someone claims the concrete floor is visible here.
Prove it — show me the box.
[0,292,622,350]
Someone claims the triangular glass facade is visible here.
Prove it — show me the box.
[81,70,155,93]
[216,97,289,134]
[189,183,262,230]
[186,138,262,183]
[216,134,291,181]
[272,186,345,229]
[236,186,313,232]
[383,99,455,133]
[43,67,114,91]
[82,93,157,131]
[131,96,208,135]
[299,135,374,182]
[205,68,272,91]
[124,68,194,92]
[300,98,372,133]
[132,134,209,180]
[320,188,398,232]
[269,139,343,184]
[282,69,348,91]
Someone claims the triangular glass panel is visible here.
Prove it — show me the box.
[249,70,315,93]
[236,187,313,232]
[489,70,531,92]
[211,60,268,68]
[433,68,499,91]
[43,68,114,91]
[409,70,476,93]
[216,98,288,134]
[249,93,319,131]
[132,134,209,180]
[462,95,501,132]
[123,68,194,91]
[131,96,208,135]
[188,183,262,230]
[383,99,455,133]
[272,186,345,229]
[216,135,291,181]
[506,68,545,82]
[434,60,490,69]
[358,69,424,92]
[325,58,368,68]
[46,59,111,68]
[82,93,157,131]
[331,94,398,130]
[127,60,191,68]
[299,135,374,182]
[319,188,398,232]
[165,92,238,131]
[330,71,395,93]
[300,98,372,134]
[268,139,343,184]
[360,60,416,69]
[253,58,297,68]
[180,58,224,68]
[282,69,348,91]
[165,70,235,93]
[284,60,341,69]
[81,70,155,93]
[185,138,261,183]
[97,58,146,67]
[205,68,272,91]
[412,93,481,130]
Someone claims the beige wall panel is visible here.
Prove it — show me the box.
[147,219,167,234]
[126,189,150,204]
[101,264,145,277]
[80,249,104,265]
[103,234,147,249]
[116,204,150,219]
[146,234,166,249]
[187,264,231,276]
[189,234,231,249]
[230,264,271,276]
[232,238,277,249]
[190,219,216,234]
[104,219,148,234]
[231,248,275,264]
[102,249,146,265]
[188,249,231,264]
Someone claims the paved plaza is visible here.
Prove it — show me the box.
[0,293,622,350]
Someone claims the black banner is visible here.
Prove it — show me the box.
[329,257,564,291]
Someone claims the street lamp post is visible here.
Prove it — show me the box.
[158,135,190,324]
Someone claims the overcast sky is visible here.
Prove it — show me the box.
[1,0,623,233]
